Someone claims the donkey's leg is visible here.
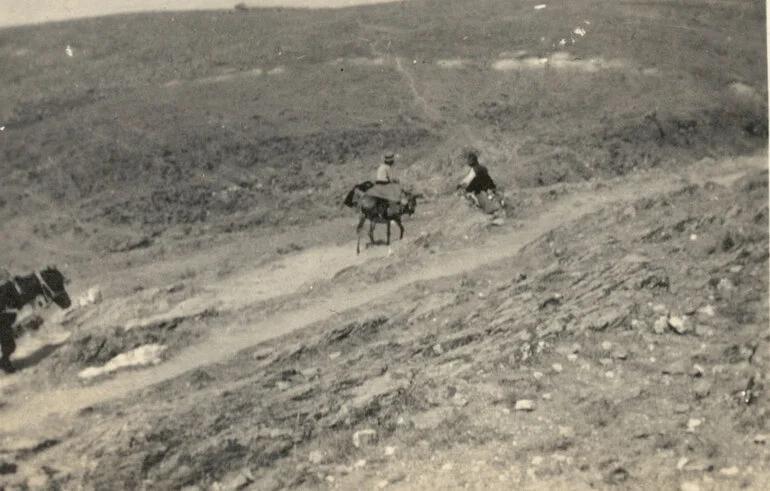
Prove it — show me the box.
[368,221,376,248]
[386,220,391,245]
[356,215,367,255]
[0,313,18,373]
[395,218,405,240]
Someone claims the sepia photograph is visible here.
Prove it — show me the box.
[0,0,768,489]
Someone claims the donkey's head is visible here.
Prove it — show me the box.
[401,191,423,216]
[38,265,72,309]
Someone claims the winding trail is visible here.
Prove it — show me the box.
[0,155,764,435]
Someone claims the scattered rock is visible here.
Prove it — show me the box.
[308,450,324,464]
[690,364,705,377]
[559,426,575,438]
[753,434,768,444]
[514,399,535,411]
[674,404,690,414]
[452,393,469,407]
[676,457,689,470]
[221,468,255,491]
[552,363,563,373]
[696,305,716,318]
[719,466,740,477]
[77,286,103,307]
[433,343,444,355]
[601,341,613,351]
[329,352,341,360]
[653,316,669,334]
[680,481,701,491]
[652,304,669,315]
[694,325,714,337]
[668,316,691,335]
[301,367,320,379]
[693,380,711,399]
[78,344,167,379]
[276,381,291,391]
[567,353,578,362]
[716,278,736,293]
[556,343,581,356]
[384,446,396,457]
[686,418,703,432]
[662,360,688,375]
[604,465,629,484]
[612,349,628,360]
[352,429,378,448]
[353,459,367,469]
[531,455,544,466]
[376,479,390,489]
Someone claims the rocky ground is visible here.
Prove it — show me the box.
[0,155,766,491]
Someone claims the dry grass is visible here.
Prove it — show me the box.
[0,0,765,263]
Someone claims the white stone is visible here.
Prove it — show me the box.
[77,286,103,307]
[668,316,690,334]
[352,429,378,448]
[686,418,703,432]
[308,450,324,464]
[78,344,167,379]
[514,400,535,411]
[680,482,701,491]
[719,466,740,476]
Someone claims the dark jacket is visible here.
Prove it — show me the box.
[466,164,496,194]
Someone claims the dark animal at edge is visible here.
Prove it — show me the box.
[0,266,71,373]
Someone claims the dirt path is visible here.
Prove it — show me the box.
[0,156,763,436]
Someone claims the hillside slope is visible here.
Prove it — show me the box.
[0,0,766,271]
[0,156,765,491]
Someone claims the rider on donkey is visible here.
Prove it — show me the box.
[366,151,407,206]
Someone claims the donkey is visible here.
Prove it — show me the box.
[355,191,420,254]
[0,266,71,373]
